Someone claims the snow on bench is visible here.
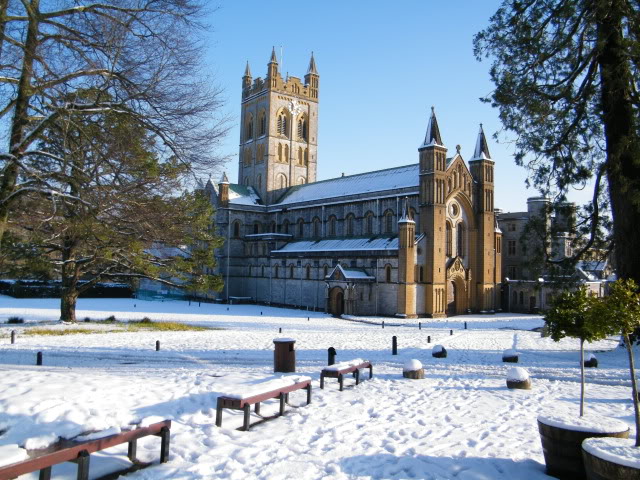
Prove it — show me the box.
[0,420,171,480]
[320,359,373,391]
[215,375,312,431]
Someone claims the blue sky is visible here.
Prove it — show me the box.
[203,1,592,212]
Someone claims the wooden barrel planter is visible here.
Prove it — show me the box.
[582,438,639,480]
[502,349,519,363]
[403,359,424,379]
[506,367,531,390]
[537,415,630,480]
[432,345,447,358]
[584,354,598,368]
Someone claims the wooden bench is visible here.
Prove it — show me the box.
[215,376,312,431]
[0,420,170,480]
[320,360,373,391]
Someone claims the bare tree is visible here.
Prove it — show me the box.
[0,0,227,244]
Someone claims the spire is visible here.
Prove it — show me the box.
[471,123,492,161]
[398,197,415,224]
[219,172,229,184]
[421,106,444,148]
[307,51,318,75]
[244,61,251,78]
[269,46,278,65]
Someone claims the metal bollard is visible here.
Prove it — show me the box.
[392,336,397,355]
[279,327,282,333]
[382,321,385,329]
[328,347,336,366]
[464,321,467,330]
[419,322,421,330]
[450,329,453,336]
[427,335,431,343]
[11,330,15,344]
[36,352,43,366]
[156,340,160,351]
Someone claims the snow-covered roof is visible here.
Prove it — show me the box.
[145,246,190,259]
[275,164,418,206]
[273,236,399,254]
[326,264,375,282]
[228,184,262,206]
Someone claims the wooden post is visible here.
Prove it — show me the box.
[427,335,431,343]
[127,440,137,462]
[328,347,336,365]
[243,404,251,431]
[464,321,467,329]
[382,321,385,329]
[450,329,453,335]
[159,426,170,463]
[279,327,282,333]
[392,336,398,355]
[11,330,15,344]
[418,322,421,330]
[74,450,90,480]
[36,352,43,366]
[39,466,52,480]
[155,340,160,351]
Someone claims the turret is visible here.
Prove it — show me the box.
[267,47,279,87]
[304,52,319,99]
[242,61,252,95]
[397,198,417,318]
[418,107,448,207]
[218,172,229,207]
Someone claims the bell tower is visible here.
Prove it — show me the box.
[238,49,319,205]
[469,124,497,312]
[419,107,448,318]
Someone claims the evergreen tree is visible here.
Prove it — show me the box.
[475,0,640,284]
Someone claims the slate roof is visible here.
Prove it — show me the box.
[275,164,418,206]
[229,184,262,206]
[274,236,399,254]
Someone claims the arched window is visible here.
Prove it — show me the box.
[244,149,252,166]
[282,220,289,234]
[258,110,266,136]
[385,264,392,283]
[519,291,524,305]
[346,214,355,236]
[245,114,254,141]
[328,215,337,236]
[365,212,374,235]
[297,177,306,185]
[297,218,304,237]
[257,144,265,163]
[511,290,517,307]
[297,117,307,140]
[261,265,265,277]
[284,144,289,163]
[289,265,294,279]
[244,176,250,186]
[232,221,241,238]
[278,143,283,162]
[253,222,260,234]
[276,173,288,189]
[277,111,288,136]
[304,149,309,166]
[306,265,311,279]
[457,222,465,257]
[384,210,394,234]
[446,222,453,256]
[313,217,321,237]
[256,174,262,190]
[269,221,276,233]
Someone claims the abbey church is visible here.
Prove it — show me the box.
[204,50,502,318]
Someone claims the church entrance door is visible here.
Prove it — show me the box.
[329,287,345,317]
[447,281,457,316]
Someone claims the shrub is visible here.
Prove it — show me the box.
[7,316,24,324]
[140,317,152,324]
[104,315,117,323]
[83,317,91,322]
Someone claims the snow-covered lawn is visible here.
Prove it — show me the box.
[0,296,636,479]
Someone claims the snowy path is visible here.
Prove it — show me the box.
[0,296,635,479]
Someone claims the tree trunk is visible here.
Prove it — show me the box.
[580,338,585,417]
[597,0,640,286]
[60,236,79,323]
[623,333,640,447]
[0,0,8,60]
[60,292,78,323]
[0,1,40,244]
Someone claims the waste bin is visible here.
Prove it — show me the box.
[273,338,296,373]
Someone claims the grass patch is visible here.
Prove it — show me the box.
[22,318,219,336]
[126,320,212,332]
[24,328,105,336]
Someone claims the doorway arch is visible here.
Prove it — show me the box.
[329,287,345,317]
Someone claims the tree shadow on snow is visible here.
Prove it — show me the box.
[339,453,552,480]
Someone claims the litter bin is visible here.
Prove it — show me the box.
[273,338,296,373]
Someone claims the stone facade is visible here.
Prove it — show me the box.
[205,51,502,317]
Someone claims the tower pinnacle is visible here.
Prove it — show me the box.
[307,52,318,75]
[471,124,492,160]
[421,106,444,148]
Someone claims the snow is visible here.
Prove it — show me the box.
[403,359,422,372]
[0,295,636,479]
[583,437,640,469]
[432,344,444,353]
[273,337,296,343]
[323,359,367,372]
[586,352,596,361]
[507,367,529,381]
[0,444,28,468]
[503,349,519,357]
[538,413,629,434]
[75,427,122,442]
